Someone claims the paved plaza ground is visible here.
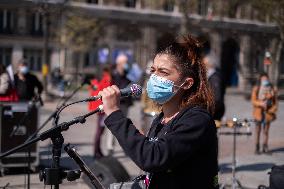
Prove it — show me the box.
[0,88,284,189]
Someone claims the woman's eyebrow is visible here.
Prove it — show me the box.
[152,65,171,71]
[158,67,171,72]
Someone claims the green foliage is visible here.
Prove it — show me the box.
[61,11,104,52]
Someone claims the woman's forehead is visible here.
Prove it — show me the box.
[261,76,268,80]
[152,54,176,69]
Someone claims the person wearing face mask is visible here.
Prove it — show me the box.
[14,60,43,101]
[99,35,218,189]
[104,53,133,155]
[251,72,278,154]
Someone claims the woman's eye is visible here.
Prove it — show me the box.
[160,71,169,76]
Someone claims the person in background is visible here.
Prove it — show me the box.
[0,64,10,97]
[89,65,113,158]
[14,60,43,101]
[251,72,278,154]
[99,35,218,189]
[112,54,132,114]
[107,54,132,154]
[203,52,225,122]
[51,67,66,97]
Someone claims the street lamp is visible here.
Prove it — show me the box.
[33,0,68,96]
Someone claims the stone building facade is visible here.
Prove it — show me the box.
[0,0,283,91]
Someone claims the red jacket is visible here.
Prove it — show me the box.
[88,72,112,111]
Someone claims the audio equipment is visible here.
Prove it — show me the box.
[0,102,39,173]
[82,156,130,188]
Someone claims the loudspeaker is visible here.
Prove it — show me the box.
[0,102,39,169]
[82,156,130,188]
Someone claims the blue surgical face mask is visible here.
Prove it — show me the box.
[146,74,184,104]
[124,63,129,72]
[19,66,29,75]
[261,80,270,87]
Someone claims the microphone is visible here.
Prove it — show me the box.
[84,84,142,102]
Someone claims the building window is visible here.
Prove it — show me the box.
[86,0,98,4]
[125,0,136,8]
[0,9,15,34]
[84,52,90,67]
[0,47,12,66]
[163,0,175,12]
[31,12,43,36]
[24,49,44,71]
[198,0,208,16]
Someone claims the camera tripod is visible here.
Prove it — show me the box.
[219,118,252,189]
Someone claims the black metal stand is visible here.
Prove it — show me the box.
[0,107,102,188]
[9,82,86,189]
[219,118,252,189]
[26,82,86,143]
[64,144,105,189]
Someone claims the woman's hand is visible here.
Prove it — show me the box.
[98,85,121,116]
[260,101,267,110]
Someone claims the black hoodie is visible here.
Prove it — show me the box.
[105,106,218,189]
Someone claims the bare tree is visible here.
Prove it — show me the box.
[251,0,284,81]
[62,12,104,52]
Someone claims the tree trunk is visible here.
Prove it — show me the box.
[274,39,283,86]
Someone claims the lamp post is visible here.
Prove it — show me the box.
[34,0,67,97]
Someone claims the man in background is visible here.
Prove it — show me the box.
[105,54,132,155]
[203,52,225,121]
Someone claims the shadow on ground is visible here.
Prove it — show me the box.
[269,147,284,153]
[219,162,275,174]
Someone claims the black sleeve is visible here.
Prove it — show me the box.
[209,74,223,103]
[33,75,43,94]
[104,109,214,172]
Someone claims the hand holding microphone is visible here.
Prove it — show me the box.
[98,85,121,116]
[98,84,142,116]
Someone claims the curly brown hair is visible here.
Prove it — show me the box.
[157,35,215,114]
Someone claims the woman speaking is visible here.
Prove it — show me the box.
[99,35,218,189]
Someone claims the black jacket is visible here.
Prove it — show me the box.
[14,73,43,101]
[208,70,225,120]
[105,106,218,189]
[111,70,133,107]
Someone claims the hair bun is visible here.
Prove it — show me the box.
[183,35,202,49]
[181,35,202,65]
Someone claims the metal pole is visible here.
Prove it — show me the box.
[232,121,237,189]
[42,6,49,95]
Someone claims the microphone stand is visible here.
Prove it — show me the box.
[7,80,87,189]
[64,144,105,189]
[0,107,102,189]
[219,118,253,189]
[26,80,88,143]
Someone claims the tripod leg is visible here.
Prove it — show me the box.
[236,179,243,189]
[219,183,226,189]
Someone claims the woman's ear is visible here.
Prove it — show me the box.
[182,77,194,90]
